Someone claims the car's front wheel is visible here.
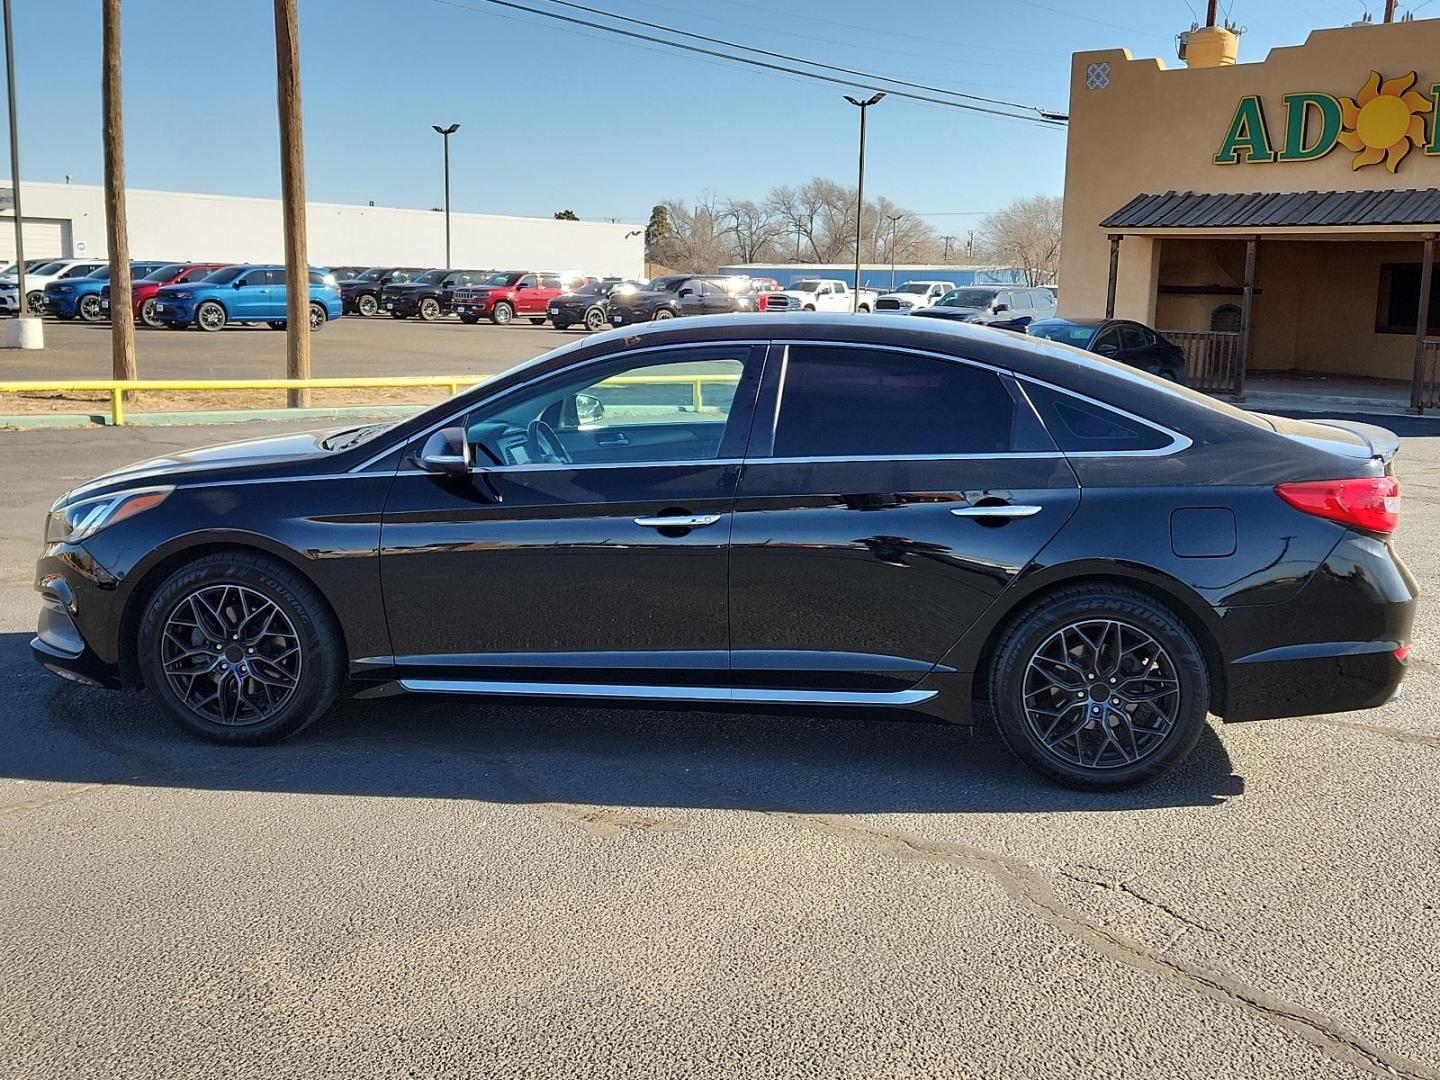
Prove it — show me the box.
[357,293,378,317]
[195,301,227,332]
[140,297,163,328]
[24,290,43,315]
[78,295,105,322]
[418,297,442,321]
[490,301,514,325]
[987,585,1209,790]
[137,552,345,745]
[583,306,606,332]
[308,302,327,331]
[650,308,675,320]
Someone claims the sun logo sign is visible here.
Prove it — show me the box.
[1214,71,1439,173]
[1337,71,1433,172]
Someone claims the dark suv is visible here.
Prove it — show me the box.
[341,267,426,316]
[382,269,491,320]
[606,275,754,326]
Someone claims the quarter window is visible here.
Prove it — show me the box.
[771,346,1020,457]
[1023,382,1172,453]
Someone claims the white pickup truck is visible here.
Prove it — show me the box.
[758,278,878,313]
[873,280,954,313]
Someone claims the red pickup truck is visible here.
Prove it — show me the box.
[451,271,590,325]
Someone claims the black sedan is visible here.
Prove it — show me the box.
[32,315,1415,789]
[1028,318,1188,383]
[606,274,753,326]
[548,278,646,331]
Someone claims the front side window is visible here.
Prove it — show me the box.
[462,347,755,467]
[1029,322,1100,348]
[539,274,563,289]
[771,346,1019,458]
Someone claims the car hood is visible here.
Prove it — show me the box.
[61,429,339,505]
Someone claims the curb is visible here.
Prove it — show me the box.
[0,403,425,431]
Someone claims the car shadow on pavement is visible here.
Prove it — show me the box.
[2,633,1243,814]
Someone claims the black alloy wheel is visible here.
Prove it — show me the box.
[988,585,1208,789]
[138,553,344,744]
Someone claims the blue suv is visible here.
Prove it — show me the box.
[43,262,168,322]
[151,265,343,332]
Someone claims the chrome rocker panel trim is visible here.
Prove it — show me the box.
[397,678,938,706]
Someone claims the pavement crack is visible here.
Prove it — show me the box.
[773,812,1437,1080]
[1303,715,1440,750]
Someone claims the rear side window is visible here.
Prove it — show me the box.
[1023,382,1173,453]
[772,346,1020,457]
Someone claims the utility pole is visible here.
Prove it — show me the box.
[2,0,39,349]
[1383,0,1397,21]
[842,92,885,311]
[940,234,956,264]
[885,213,903,290]
[274,0,310,408]
[966,230,976,259]
[432,123,459,268]
[102,0,134,383]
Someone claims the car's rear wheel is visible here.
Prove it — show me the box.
[139,297,162,328]
[78,295,104,322]
[137,552,345,745]
[458,312,479,325]
[528,317,546,325]
[308,302,326,331]
[390,310,408,319]
[267,321,287,330]
[418,297,442,321]
[24,290,43,315]
[357,293,378,317]
[987,585,1209,790]
[583,306,606,331]
[552,319,571,331]
[195,301,227,332]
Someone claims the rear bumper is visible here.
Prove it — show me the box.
[43,293,79,317]
[1220,532,1416,722]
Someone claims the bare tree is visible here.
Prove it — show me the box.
[977,194,1062,285]
[717,199,785,264]
[655,195,729,272]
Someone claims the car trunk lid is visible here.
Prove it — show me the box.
[1258,414,1400,468]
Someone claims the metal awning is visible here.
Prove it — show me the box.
[1100,189,1440,230]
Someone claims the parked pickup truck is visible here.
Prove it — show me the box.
[757,278,876,313]
[873,280,953,313]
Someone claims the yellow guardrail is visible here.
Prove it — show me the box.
[0,376,472,426]
[0,372,743,426]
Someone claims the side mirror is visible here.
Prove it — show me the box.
[416,426,471,476]
[234,280,245,288]
[992,303,1009,313]
[678,288,694,298]
[1095,343,1119,357]
[575,393,605,427]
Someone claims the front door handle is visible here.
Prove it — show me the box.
[634,514,722,529]
[950,504,1043,518]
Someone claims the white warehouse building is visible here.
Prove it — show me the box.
[0,180,645,278]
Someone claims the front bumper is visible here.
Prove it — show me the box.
[31,570,124,690]
[383,294,423,315]
[0,291,16,314]
[151,298,197,324]
[43,292,79,317]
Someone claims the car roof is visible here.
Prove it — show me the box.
[1033,317,1107,328]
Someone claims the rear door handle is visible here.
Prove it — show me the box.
[950,504,1043,518]
[634,514,722,529]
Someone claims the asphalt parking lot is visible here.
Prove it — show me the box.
[2,315,570,383]
[3,417,1440,1078]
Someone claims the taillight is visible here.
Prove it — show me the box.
[1275,476,1400,534]
[757,293,768,311]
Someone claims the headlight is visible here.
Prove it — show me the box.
[169,291,193,300]
[46,486,173,545]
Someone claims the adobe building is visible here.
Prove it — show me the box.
[1058,16,1440,408]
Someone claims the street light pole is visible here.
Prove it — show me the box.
[2,0,40,349]
[433,123,459,269]
[843,91,884,312]
[885,212,903,290]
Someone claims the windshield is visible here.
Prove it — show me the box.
[140,263,187,282]
[938,288,998,308]
[789,280,822,292]
[646,276,688,292]
[412,269,448,284]
[356,268,389,282]
[204,266,247,284]
[1027,322,1097,348]
[899,283,937,294]
[479,272,525,287]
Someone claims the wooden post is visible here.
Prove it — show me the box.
[1235,236,1258,401]
[274,0,310,408]
[1104,234,1121,318]
[102,0,135,387]
[1410,234,1435,412]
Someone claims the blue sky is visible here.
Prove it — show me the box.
[1,0,1390,230]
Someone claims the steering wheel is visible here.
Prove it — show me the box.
[526,419,572,464]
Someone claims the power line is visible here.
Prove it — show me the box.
[426,0,1067,128]
[540,0,1063,116]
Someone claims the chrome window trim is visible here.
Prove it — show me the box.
[1010,375,1192,458]
[398,678,937,707]
[347,338,763,473]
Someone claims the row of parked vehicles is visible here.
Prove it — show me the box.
[0,258,344,331]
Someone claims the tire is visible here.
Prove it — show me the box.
[857,304,871,313]
[986,585,1209,790]
[583,306,606,332]
[24,290,43,316]
[802,304,816,312]
[458,312,479,325]
[267,321,287,330]
[390,310,408,319]
[357,293,378,317]
[136,551,345,745]
[552,320,571,331]
[140,297,162,328]
[418,297,442,321]
[490,301,514,325]
[195,300,227,332]
[528,317,546,325]
[650,308,675,320]
[78,295,105,322]
[308,302,327,331]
